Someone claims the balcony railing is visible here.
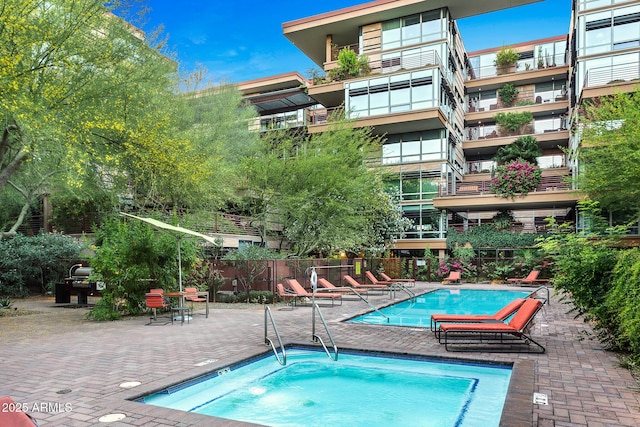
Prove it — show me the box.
[468,54,566,80]
[584,62,640,88]
[465,117,568,141]
[467,89,568,113]
[439,174,571,197]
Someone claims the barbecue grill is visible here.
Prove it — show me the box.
[57,264,102,305]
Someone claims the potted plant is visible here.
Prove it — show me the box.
[498,83,519,107]
[494,46,520,75]
[494,111,534,135]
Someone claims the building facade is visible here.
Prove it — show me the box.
[240,0,640,256]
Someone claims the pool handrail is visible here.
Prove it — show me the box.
[390,283,416,300]
[526,285,550,305]
[264,305,286,365]
[312,302,338,361]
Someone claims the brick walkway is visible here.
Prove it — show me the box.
[1,284,639,426]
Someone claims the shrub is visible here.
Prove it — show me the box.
[495,111,533,134]
[328,47,370,81]
[88,216,199,320]
[0,233,84,296]
[493,136,541,165]
[447,225,540,249]
[494,46,520,74]
[498,83,519,107]
[491,159,542,199]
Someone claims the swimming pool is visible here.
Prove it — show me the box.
[348,289,533,327]
[139,347,512,427]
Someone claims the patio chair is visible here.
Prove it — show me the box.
[442,271,461,284]
[318,278,368,300]
[343,274,389,294]
[184,287,207,315]
[276,283,297,309]
[0,396,40,426]
[430,298,525,331]
[507,270,544,286]
[436,298,545,353]
[145,292,171,325]
[285,279,343,306]
[380,272,415,287]
[365,270,395,286]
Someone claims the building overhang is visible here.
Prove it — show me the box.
[237,72,316,114]
[283,0,543,67]
[433,190,582,212]
[463,130,570,157]
[308,108,446,134]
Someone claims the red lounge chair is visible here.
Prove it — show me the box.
[437,298,545,353]
[343,274,389,294]
[430,298,526,331]
[507,270,538,284]
[380,272,415,287]
[276,283,297,308]
[442,271,461,284]
[286,279,342,306]
[0,396,39,427]
[365,270,395,286]
[184,287,207,303]
[318,278,368,299]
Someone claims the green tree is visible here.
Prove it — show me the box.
[0,0,226,236]
[578,91,640,216]
[242,116,405,257]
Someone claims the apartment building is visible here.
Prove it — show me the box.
[240,0,639,256]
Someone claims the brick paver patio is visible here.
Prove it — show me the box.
[1,283,639,426]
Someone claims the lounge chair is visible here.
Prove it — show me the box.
[0,396,39,426]
[380,272,415,287]
[430,298,525,331]
[507,270,548,286]
[343,274,389,294]
[437,298,545,353]
[442,271,461,284]
[276,283,297,309]
[318,278,368,299]
[365,270,395,286]
[285,279,342,306]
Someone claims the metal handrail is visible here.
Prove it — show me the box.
[303,265,390,322]
[527,285,550,306]
[390,283,416,300]
[264,305,286,365]
[312,302,338,361]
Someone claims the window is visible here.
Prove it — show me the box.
[346,70,437,119]
[580,6,640,56]
[381,9,444,50]
[382,130,445,165]
[401,204,442,238]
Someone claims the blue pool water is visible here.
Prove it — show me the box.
[348,289,533,327]
[139,348,512,427]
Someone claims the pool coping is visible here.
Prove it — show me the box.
[120,343,534,426]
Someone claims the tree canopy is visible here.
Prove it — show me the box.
[0,0,257,236]
[578,90,640,216]
[240,116,409,257]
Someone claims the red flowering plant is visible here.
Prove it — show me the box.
[490,159,541,199]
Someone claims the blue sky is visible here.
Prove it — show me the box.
[130,0,572,84]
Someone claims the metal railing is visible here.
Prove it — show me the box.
[527,285,551,306]
[311,302,338,361]
[584,62,640,88]
[264,305,286,365]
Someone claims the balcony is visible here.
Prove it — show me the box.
[581,62,640,100]
[434,169,580,211]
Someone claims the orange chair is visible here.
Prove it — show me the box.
[285,279,342,306]
[276,283,297,309]
[318,278,368,299]
[365,270,395,286]
[0,396,39,426]
[430,298,526,331]
[380,272,415,287]
[343,274,389,294]
[437,298,545,353]
[145,292,171,325]
[507,270,545,286]
[442,271,461,284]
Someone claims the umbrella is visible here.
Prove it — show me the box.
[120,212,220,293]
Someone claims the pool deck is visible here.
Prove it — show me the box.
[1,283,639,426]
